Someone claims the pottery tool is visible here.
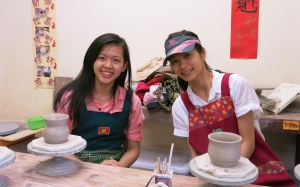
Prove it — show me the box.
[155,161,159,174]
[163,158,167,174]
[166,163,169,174]
[162,160,165,174]
[167,143,174,174]
[162,159,165,174]
[157,157,161,174]
[145,175,154,187]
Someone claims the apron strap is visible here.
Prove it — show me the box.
[221,73,232,97]
[181,91,195,112]
[124,89,132,130]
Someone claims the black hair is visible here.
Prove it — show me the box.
[53,33,132,128]
[164,30,212,91]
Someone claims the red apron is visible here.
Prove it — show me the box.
[181,73,295,187]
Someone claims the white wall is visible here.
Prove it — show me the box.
[1,0,299,120]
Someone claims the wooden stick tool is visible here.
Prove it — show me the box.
[167,143,174,174]
[157,157,161,174]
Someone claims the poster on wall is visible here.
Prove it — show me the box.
[31,0,57,88]
[230,0,259,59]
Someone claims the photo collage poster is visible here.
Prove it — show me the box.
[32,0,57,88]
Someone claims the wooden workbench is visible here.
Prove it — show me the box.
[0,152,262,187]
[259,103,300,134]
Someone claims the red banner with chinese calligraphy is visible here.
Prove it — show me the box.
[230,0,259,59]
[31,0,57,88]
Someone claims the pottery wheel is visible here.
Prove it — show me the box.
[31,135,85,152]
[189,158,258,186]
[27,136,87,177]
[195,153,255,178]
[0,147,16,187]
[251,85,276,105]
[295,164,300,181]
[0,176,8,187]
[0,123,19,136]
[35,157,79,177]
[251,84,275,92]
[27,135,87,157]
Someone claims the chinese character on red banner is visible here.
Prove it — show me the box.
[230,0,259,59]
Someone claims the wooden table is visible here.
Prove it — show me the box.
[0,152,263,187]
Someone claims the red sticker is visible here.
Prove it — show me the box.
[98,127,110,135]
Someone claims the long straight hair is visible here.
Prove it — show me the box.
[53,33,133,128]
[164,30,212,91]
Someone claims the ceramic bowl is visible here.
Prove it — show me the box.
[208,132,242,168]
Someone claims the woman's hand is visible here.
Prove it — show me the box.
[101,158,122,167]
[187,138,199,159]
[64,154,82,162]
[118,140,140,167]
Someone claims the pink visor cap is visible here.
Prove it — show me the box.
[163,36,201,66]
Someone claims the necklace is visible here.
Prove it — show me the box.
[92,92,113,105]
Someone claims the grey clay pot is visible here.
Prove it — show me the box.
[208,132,242,168]
[43,113,70,144]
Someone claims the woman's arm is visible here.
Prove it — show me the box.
[118,140,140,167]
[229,74,262,159]
[64,154,82,162]
[187,138,199,159]
[112,92,142,167]
[101,140,140,167]
[237,111,255,158]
